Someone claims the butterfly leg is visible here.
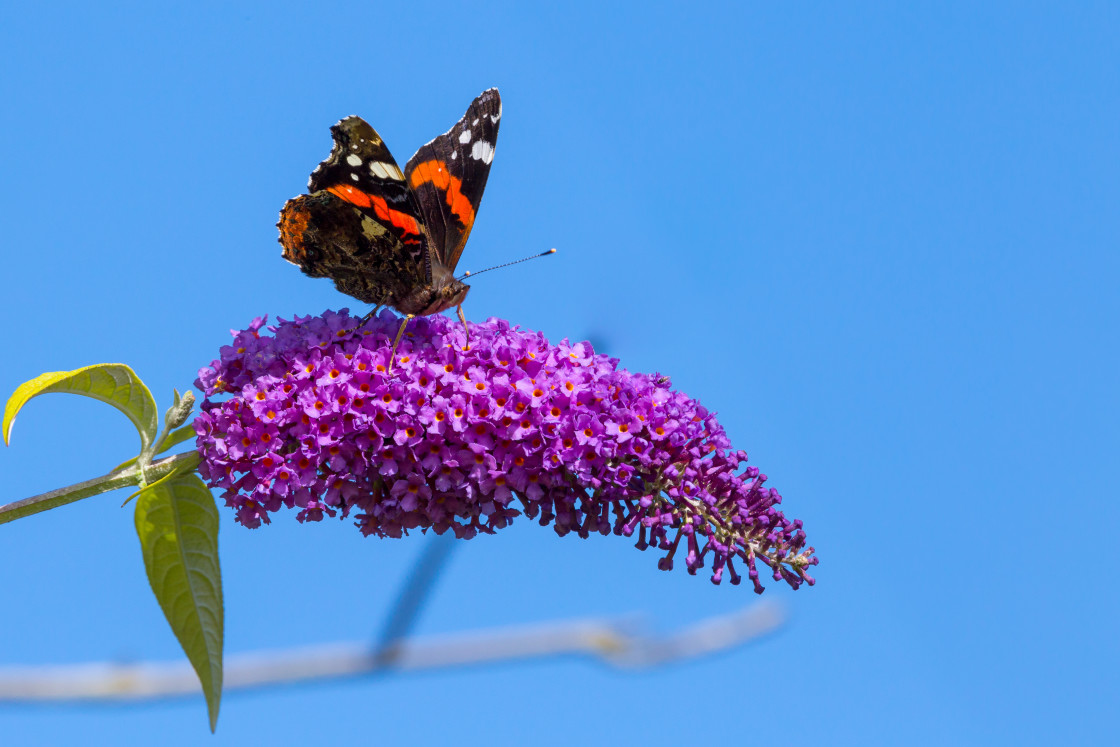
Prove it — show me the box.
[387,314,414,372]
[456,304,470,349]
[359,305,383,325]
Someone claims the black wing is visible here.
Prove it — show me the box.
[404,88,501,272]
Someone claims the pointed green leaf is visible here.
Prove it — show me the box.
[135,474,223,731]
[159,422,199,452]
[3,364,159,451]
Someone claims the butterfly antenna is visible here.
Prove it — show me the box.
[456,248,556,281]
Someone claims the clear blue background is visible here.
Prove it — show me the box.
[1,1,1116,744]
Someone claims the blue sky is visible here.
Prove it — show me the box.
[1,1,1116,744]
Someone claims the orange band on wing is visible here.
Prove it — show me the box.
[408,160,475,231]
[326,183,374,207]
[326,184,422,237]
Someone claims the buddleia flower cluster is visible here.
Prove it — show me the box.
[193,310,817,591]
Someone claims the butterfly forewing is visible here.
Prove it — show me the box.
[405,88,501,273]
[309,117,408,199]
[307,116,431,267]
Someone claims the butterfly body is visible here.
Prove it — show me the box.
[278,89,501,323]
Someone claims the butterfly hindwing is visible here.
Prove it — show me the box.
[405,88,501,273]
[278,190,428,306]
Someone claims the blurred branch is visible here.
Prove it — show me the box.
[0,535,786,703]
[0,601,785,702]
[373,532,456,664]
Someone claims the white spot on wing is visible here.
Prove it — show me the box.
[346,154,362,167]
[350,173,359,181]
[472,118,479,126]
[470,140,494,164]
[368,161,403,180]
[450,150,457,160]
[459,130,471,144]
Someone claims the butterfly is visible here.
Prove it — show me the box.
[278,88,501,357]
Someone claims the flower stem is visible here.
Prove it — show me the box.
[0,451,200,526]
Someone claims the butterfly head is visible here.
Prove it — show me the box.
[419,280,470,316]
[395,259,471,317]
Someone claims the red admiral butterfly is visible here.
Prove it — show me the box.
[278,88,501,354]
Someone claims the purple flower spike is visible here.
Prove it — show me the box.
[194,310,817,592]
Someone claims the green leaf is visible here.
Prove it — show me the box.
[158,422,198,452]
[135,474,223,731]
[3,364,159,451]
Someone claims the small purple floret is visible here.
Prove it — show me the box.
[194,310,817,592]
